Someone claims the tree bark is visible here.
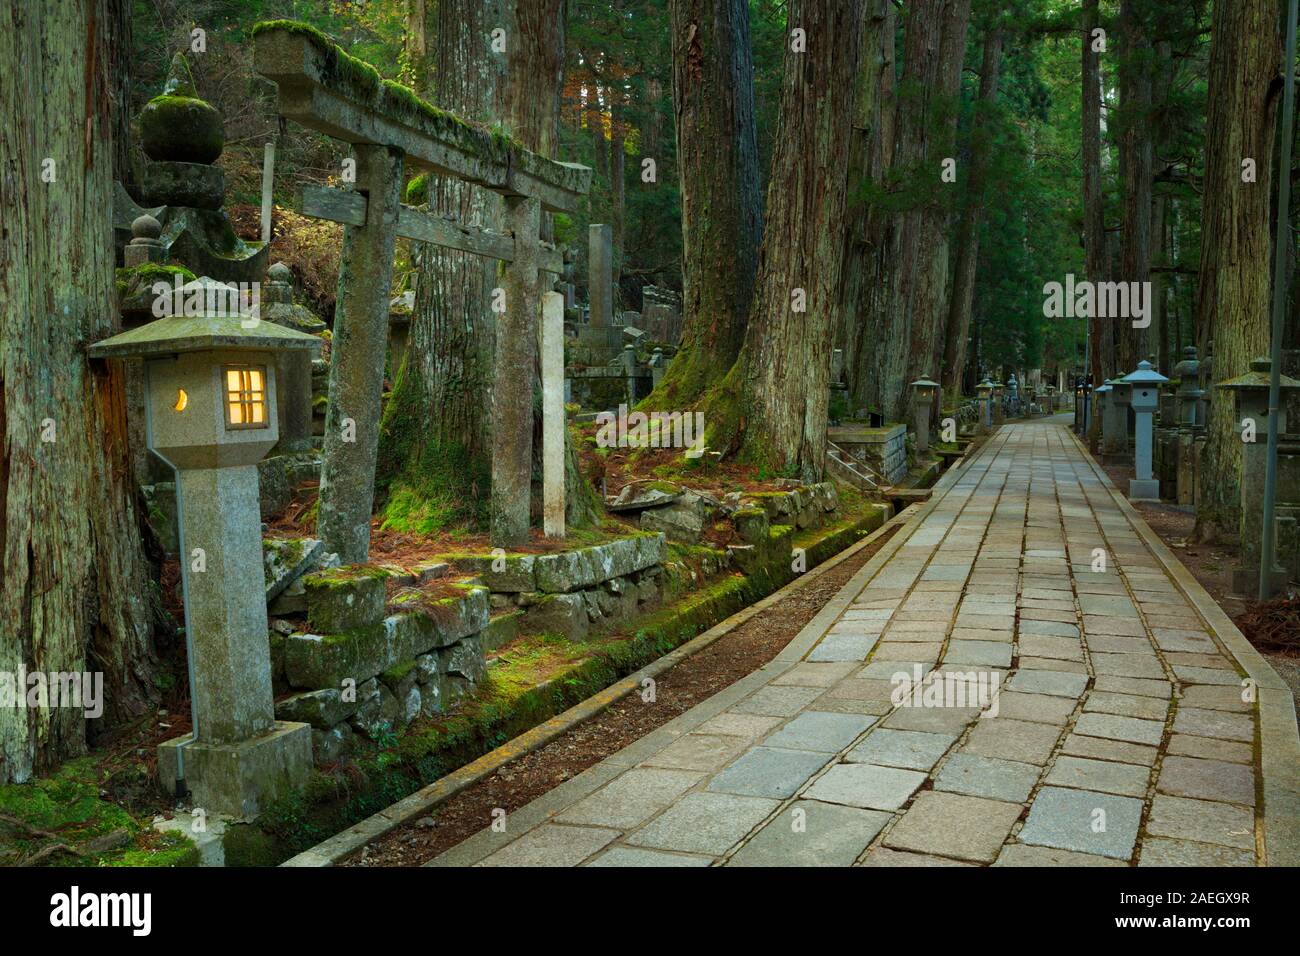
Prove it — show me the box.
[648,0,763,408]
[1118,0,1154,373]
[867,0,970,423]
[1,0,161,782]
[720,0,866,475]
[907,0,973,402]
[1195,0,1281,540]
[1083,0,1106,445]
[839,0,895,407]
[377,0,506,533]
[942,19,1004,398]
[845,0,898,416]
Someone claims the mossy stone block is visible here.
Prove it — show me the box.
[304,568,387,633]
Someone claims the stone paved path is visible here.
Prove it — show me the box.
[431,423,1300,867]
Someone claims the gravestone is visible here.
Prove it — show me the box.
[589,223,614,329]
[541,292,566,538]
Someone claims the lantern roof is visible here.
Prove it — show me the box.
[1216,357,1300,392]
[1095,383,1112,393]
[911,376,940,389]
[89,312,322,360]
[1120,359,1169,386]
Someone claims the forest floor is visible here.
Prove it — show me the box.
[342,523,900,866]
[1100,459,1300,714]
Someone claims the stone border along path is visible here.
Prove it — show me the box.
[429,421,1300,867]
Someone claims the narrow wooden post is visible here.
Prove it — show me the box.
[260,141,276,244]
[491,195,541,547]
[318,144,404,563]
[541,291,566,538]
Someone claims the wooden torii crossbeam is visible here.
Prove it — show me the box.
[254,22,591,556]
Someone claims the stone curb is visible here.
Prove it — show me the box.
[1065,427,1300,867]
[281,504,914,867]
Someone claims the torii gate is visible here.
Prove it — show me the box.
[254,23,590,557]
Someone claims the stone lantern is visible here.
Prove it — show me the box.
[910,376,940,454]
[1099,378,1128,456]
[991,381,1005,426]
[1217,357,1300,593]
[976,378,995,431]
[1094,379,1113,444]
[88,309,321,817]
[1121,359,1169,500]
[1172,346,1202,430]
[1006,373,1019,414]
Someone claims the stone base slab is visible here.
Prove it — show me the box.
[158,721,312,819]
[1128,478,1160,501]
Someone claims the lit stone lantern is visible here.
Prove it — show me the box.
[910,376,940,454]
[1121,359,1169,500]
[88,309,321,817]
[976,378,995,431]
[1217,357,1300,593]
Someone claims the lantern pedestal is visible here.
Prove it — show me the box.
[158,722,312,819]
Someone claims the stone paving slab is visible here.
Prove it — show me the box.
[430,423,1298,867]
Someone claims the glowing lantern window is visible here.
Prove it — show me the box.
[224,365,268,429]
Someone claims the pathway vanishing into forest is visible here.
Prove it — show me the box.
[429,422,1300,867]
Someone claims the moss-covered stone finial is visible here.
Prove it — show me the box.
[163,51,198,97]
[139,52,224,164]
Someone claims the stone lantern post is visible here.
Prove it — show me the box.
[911,376,940,454]
[1099,378,1129,456]
[976,378,995,431]
[1121,360,1169,500]
[991,381,1005,426]
[1006,373,1019,417]
[1217,357,1300,594]
[89,309,321,817]
[1173,346,1202,429]
[1094,379,1113,447]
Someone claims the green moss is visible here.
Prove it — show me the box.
[405,173,429,206]
[253,20,518,163]
[0,758,197,867]
[115,262,197,302]
[381,660,418,684]
[375,358,489,534]
[219,823,280,868]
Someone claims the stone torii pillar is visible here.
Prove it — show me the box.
[317,144,404,564]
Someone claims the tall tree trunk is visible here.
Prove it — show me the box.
[610,105,626,289]
[839,0,895,402]
[1083,0,1106,444]
[1118,0,1154,373]
[1,0,161,782]
[846,0,898,415]
[869,0,970,423]
[909,0,973,400]
[942,19,1004,398]
[376,0,506,533]
[648,0,763,408]
[1195,0,1281,541]
[715,0,865,475]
